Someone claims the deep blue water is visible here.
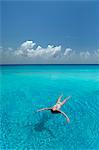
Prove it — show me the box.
[0,65,99,150]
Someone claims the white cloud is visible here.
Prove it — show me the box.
[15,41,61,59]
[14,50,24,56]
[0,40,99,64]
[80,51,90,59]
[20,41,36,50]
[64,48,72,56]
[94,49,99,58]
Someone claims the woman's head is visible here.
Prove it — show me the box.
[52,106,57,111]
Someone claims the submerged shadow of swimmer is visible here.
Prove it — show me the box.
[34,113,55,138]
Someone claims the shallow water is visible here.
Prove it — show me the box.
[0,65,99,150]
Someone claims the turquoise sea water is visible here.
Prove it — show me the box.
[0,65,99,150]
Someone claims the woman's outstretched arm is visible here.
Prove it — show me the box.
[37,107,51,112]
[57,110,70,123]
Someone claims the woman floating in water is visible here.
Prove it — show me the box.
[37,95,71,123]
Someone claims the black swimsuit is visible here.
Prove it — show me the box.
[51,109,60,114]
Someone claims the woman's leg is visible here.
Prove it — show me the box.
[56,94,63,103]
[61,96,71,106]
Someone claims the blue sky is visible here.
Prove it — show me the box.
[1,0,99,50]
[0,0,99,64]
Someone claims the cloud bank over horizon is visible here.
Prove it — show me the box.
[0,41,99,64]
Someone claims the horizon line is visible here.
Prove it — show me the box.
[0,64,99,66]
